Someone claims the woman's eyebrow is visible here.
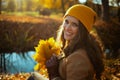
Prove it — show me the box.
[72,21,79,25]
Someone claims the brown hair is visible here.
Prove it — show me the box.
[56,21,104,79]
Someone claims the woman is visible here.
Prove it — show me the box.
[45,4,104,80]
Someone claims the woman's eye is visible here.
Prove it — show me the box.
[63,19,79,27]
[72,23,79,27]
[65,20,69,24]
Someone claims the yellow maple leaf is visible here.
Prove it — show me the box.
[33,37,61,77]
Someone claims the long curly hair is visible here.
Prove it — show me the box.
[56,21,104,79]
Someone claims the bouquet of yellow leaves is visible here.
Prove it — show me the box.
[33,37,61,77]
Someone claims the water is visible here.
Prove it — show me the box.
[1,51,37,74]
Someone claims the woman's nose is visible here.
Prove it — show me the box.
[65,24,72,30]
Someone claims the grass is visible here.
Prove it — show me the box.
[1,11,63,19]
[0,14,62,53]
[2,11,40,17]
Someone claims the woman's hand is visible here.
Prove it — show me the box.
[45,54,59,79]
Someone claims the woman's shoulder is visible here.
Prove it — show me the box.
[65,49,94,79]
[67,48,88,59]
[66,48,93,68]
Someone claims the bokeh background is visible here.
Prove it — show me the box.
[0,0,120,79]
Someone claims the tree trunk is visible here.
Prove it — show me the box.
[61,0,65,14]
[118,7,120,22]
[101,0,110,22]
[0,53,6,73]
[116,0,120,22]
[0,0,1,14]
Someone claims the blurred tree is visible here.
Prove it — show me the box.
[26,0,33,11]
[1,0,8,11]
[61,0,78,14]
[116,0,120,22]
[94,0,120,58]
[38,0,79,14]
[61,0,65,14]
[101,0,110,22]
[32,0,41,11]
[39,0,61,9]
[24,0,39,11]
[7,0,16,12]
[21,0,27,11]
[109,0,120,22]
[23,0,40,11]
[0,0,1,14]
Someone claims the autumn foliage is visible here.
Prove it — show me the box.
[0,15,120,79]
[33,37,61,77]
[0,14,61,53]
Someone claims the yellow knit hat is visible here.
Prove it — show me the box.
[64,4,97,32]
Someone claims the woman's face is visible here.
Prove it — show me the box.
[62,16,79,41]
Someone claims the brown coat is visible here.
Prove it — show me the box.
[58,49,95,80]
